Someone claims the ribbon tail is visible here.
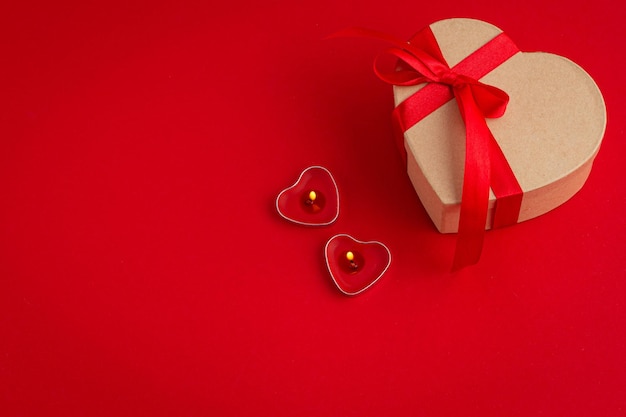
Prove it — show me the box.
[452,86,492,270]
[489,132,523,228]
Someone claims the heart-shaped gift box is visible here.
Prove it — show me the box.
[392,18,606,236]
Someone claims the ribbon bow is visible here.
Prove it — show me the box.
[331,26,523,269]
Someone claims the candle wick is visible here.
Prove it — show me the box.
[346,251,358,270]
[306,190,317,205]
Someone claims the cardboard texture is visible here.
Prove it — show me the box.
[394,18,607,233]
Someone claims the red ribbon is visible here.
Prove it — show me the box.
[331,26,523,269]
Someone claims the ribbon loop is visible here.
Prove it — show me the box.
[367,30,511,122]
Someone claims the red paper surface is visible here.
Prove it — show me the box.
[1,1,625,416]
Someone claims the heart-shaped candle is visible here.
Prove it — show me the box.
[325,234,391,295]
[276,166,339,226]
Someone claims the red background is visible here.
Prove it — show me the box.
[1,1,625,416]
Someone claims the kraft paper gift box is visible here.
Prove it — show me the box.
[394,18,605,231]
[343,18,606,267]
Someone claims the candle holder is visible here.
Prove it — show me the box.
[325,234,391,295]
[276,166,339,226]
